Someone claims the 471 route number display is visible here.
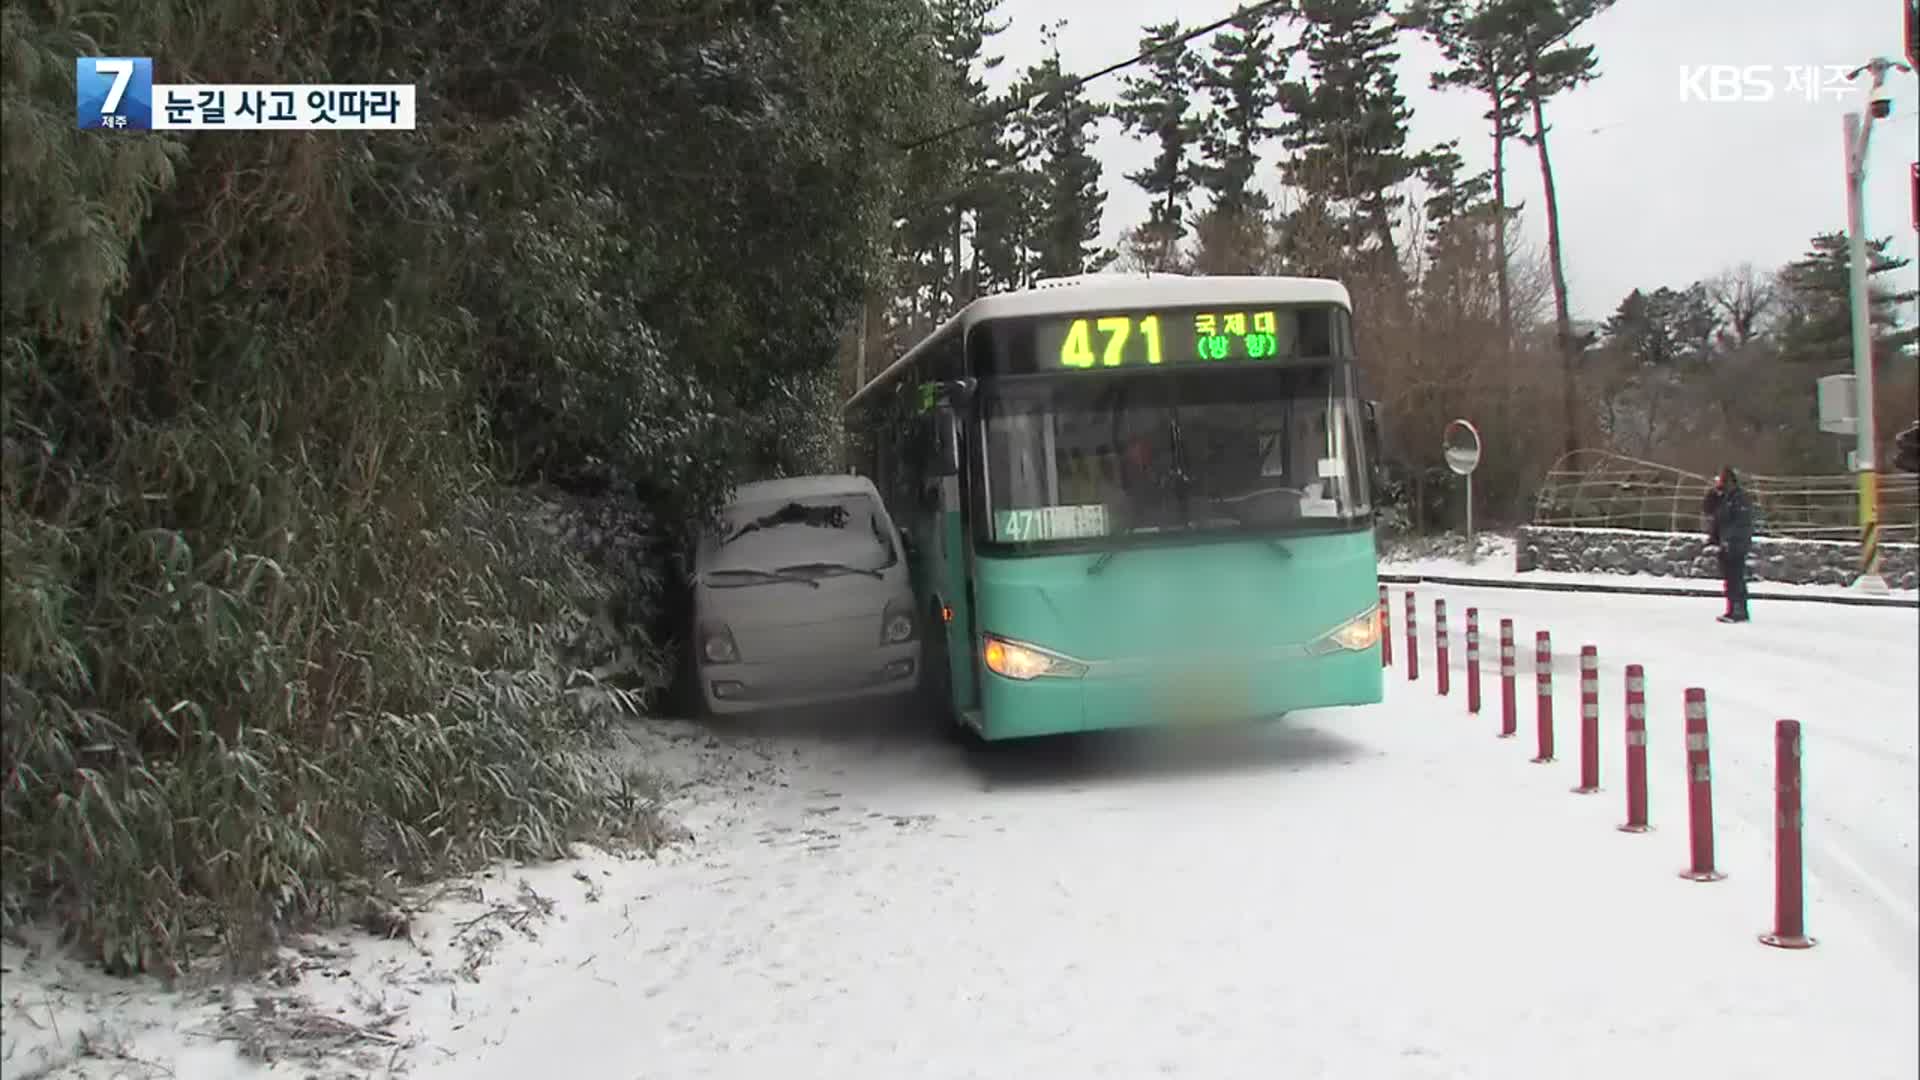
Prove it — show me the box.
[1036,307,1317,371]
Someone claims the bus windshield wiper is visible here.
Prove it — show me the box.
[1086,523,1186,576]
[1088,547,1122,576]
[1203,491,1296,559]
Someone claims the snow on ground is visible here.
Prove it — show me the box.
[1381,532,1919,603]
[3,586,1916,1079]
[0,717,787,1079]
[1393,581,1920,974]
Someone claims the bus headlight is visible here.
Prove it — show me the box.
[982,634,1087,680]
[1310,607,1381,654]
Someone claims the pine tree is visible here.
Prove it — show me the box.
[1418,142,1491,235]
[971,106,1040,292]
[1402,0,1530,345]
[1416,140,1503,314]
[887,0,1011,329]
[891,141,960,334]
[1774,232,1920,367]
[1196,7,1287,220]
[1192,6,1290,272]
[1277,0,1419,271]
[1601,286,1719,368]
[1504,0,1616,455]
[1112,20,1204,271]
[1019,24,1116,279]
[930,0,1011,305]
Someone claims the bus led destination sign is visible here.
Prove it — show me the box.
[1033,305,1334,370]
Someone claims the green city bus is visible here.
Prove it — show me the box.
[843,273,1387,741]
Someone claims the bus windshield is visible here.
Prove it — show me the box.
[981,365,1371,548]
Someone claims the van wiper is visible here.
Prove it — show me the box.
[699,567,820,588]
[780,561,883,579]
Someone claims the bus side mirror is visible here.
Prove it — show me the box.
[931,403,961,477]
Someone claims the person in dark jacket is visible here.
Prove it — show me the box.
[1703,466,1755,622]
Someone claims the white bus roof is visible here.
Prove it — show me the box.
[846,274,1351,411]
[963,273,1350,322]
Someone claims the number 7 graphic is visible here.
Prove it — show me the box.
[96,60,133,110]
[76,56,153,129]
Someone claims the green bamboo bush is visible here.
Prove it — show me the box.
[2,0,940,974]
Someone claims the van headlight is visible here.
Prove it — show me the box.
[882,598,915,644]
[700,622,739,663]
[981,634,1087,680]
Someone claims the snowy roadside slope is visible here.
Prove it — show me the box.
[0,715,790,1080]
[388,673,1912,1077]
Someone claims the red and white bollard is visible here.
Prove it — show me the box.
[1434,599,1450,696]
[1465,608,1482,714]
[1573,645,1600,793]
[1619,664,1650,833]
[1379,584,1392,668]
[1531,630,1554,763]
[1404,590,1419,682]
[1680,687,1726,882]
[1760,719,1814,948]
[1498,618,1517,738]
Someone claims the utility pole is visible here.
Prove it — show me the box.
[1840,54,1912,593]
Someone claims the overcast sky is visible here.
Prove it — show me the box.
[982,0,1919,325]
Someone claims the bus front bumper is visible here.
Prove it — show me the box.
[977,644,1383,739]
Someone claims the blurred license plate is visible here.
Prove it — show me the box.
[1157,666,1246,724]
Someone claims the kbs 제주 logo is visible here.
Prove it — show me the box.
[76,57,154,129]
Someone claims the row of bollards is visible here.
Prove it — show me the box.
[1378,584,1814,950]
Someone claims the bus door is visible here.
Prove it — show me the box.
[921,383,980,711]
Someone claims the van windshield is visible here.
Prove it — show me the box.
[700,492,897,584]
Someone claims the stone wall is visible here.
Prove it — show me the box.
[1514,526,1919,590]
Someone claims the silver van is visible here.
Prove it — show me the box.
[688,474,921,716]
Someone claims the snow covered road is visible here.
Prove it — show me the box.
[1417,583,1920,977]
[4,585,1913,1079]
[395,584,1916,1079]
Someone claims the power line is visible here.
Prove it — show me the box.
[892,0,1290,154]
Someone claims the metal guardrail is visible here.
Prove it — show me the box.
[1530,450,1920,543]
